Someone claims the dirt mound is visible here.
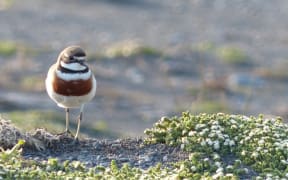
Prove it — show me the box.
[0,118,188,169]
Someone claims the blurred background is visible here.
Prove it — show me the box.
[0,0,288,138]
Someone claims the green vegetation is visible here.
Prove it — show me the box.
[91,40,162,60]
[0,41,17,56]
[4,110,64,133]
[191,100,230,114]
[4,110,115,138]
[194,41,215,52]
[93,120,108,132]
[145,112,288,179]
[0,112,288,179]
[194,42,250,66]
[216,46,249,65]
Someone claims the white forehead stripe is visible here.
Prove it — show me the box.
[56,69,91,81]
[73,56,86,61]
[60,62,87,71]
[62,52,86,61]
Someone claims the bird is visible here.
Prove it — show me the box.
[45,46,97,140]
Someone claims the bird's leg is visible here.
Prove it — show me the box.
[63,108,74,137]
[57,108,73,138]
[74,104,84,140]
[65,108,70,133]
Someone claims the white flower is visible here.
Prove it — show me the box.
[243,168,249,174]
[217,134,225,140]
[195,124,206,130]
[212,172,224,179]
[180,144,185,150]
[263,125,270,132]
[209,132,216,138]
[249,131,255,137]
[206,138,213,145]
[230,119,237,124]
[181,137,188,144]
[211,125,219,130]
[179,164,185,171]
[215,161,221,167]
[244,136,251,141]
[200,140,206,146]
[188,131,196,136]
[199,131,205,136]
[191,166,197,172]
[229,140,235,146]
[274,133,280,138]
[226,165,233,170]
[224,139,229,146]
[281,160,287,164]
[231,125,237,129]
[214,130,222,135]
[216,167,223,173]
[225,173,234,177]
[251,152,258,158]
[258,139,265,145]
[213,153,220,160]
[204,158,209,162]
[223,134,229,138]
[213,140,220,150]
[242,116,250,121]
[235,159,241,164]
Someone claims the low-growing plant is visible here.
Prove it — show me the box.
[191,100,230,114]
[145,112,288,178]
[194,41,215,52]
[217,46,249,65]
[0,41,17,56]
[103,40,162,59]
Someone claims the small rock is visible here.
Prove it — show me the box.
[163,155,168,162]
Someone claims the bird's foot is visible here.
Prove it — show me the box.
[57,130,74,139]
[72,137,80,145]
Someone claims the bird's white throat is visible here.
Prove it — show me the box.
[60,61,87,71]
[56,69,92,81]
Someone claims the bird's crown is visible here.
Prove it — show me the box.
[59,46,86,63]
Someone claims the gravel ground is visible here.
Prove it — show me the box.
[23,133,189,169]
[1,119,189,169]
